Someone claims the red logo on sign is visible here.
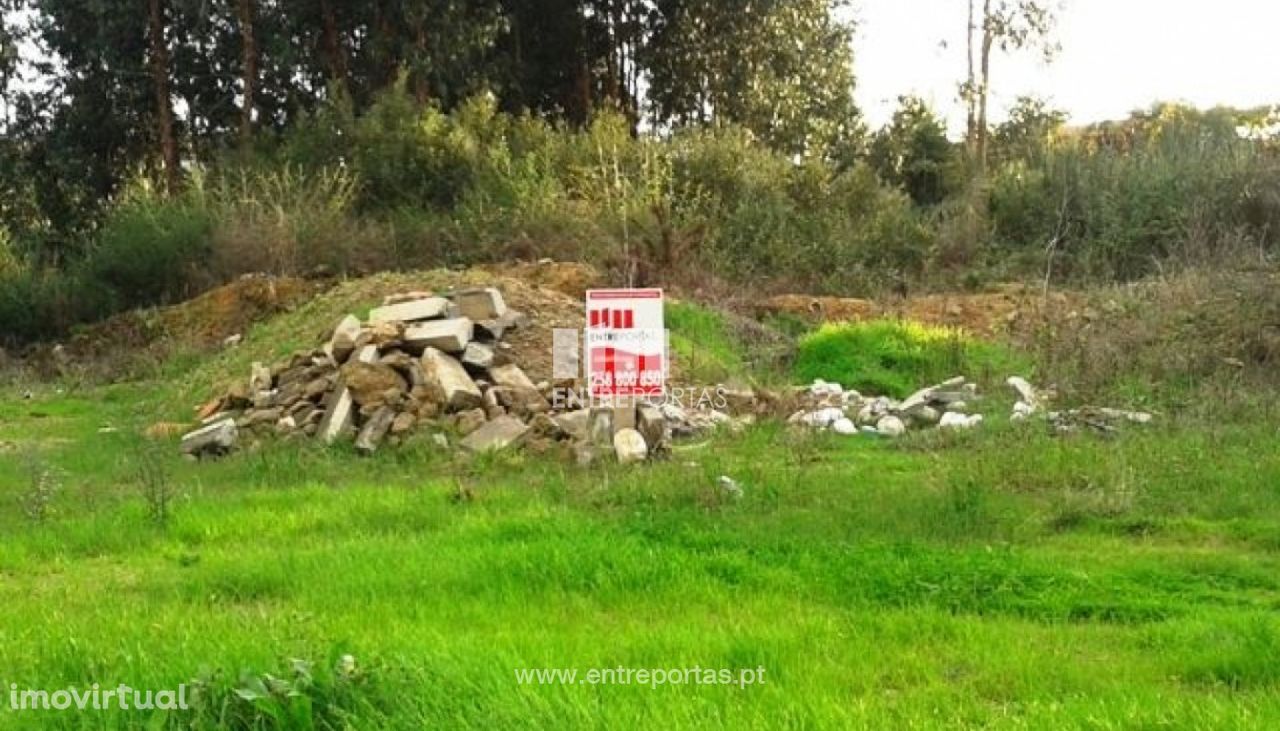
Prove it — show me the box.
[589,308,635,329]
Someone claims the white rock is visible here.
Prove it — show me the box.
[717,475,743,498]
[800,407,845,428]
[810,379,843,397]
[875,415,906,437]
[613,428,649,464]
[1007,376,1039,408]
[368,297,449,324]
[831,417,858,435]
[1011,401,1035,421]
[940,412,983,430]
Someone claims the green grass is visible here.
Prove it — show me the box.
[666,300,752,385]
[792,319,1030,397]
[1,376,1279,728]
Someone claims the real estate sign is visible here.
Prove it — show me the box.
[585,288,666,399]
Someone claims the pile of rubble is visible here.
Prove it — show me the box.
[787,376,984,437]
[179,287,723,465]
[786,372,1155,438]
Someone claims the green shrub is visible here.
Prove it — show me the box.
[79,194,213,309]
[792,319,1023,398]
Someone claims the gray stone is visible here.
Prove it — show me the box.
[355,406,396,454]
[636,404,669,449]
[404,318,473,354]
[613,428,648,464]
[327,315,362,363]
[420,348,483,412]
[317,346,379,444]
[454,407,488,435]
[489,363,537,392]
[831,417,858,435]
[553,410,590,441]
[588,407,614,446]
[529,413,565,439]
[450,287,508,321]
[460,415,529,453]
[460,342,496,371]
[180,418,238,457]
[368,297,449,324]
[875,415,907,437]
[475,310,528,341]
[250,361,273,392]
[242,407,283,427]
[491,386,550,418]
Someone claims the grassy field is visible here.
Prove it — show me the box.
[2,373,1279,728]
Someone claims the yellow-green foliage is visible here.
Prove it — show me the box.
[793,319,1026,398]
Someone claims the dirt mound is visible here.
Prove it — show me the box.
[66,274,316,357]
[760,284,1081,338]
[486,260,603,301]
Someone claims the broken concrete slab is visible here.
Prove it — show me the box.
[636,404,669,449]
[317,346,379,444]
[553,409,590,441]
[489,363,537,392]
[420,348,483,412]
[450,287,508,321]
[403,317,473,354]
[368,296,449,324]
[460,415,529,452]
[460,342,495,371]
[250,362,273,393]
[588,407,614,446]
[474,310,528,341]
[181,418,238,457]
[355,406,396,454]
[327,315,362,363]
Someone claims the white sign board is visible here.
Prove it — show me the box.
[585,288,666,399]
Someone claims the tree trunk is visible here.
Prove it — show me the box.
[413,22,430,103]
[147,0,179,192]
[965,0,977,150]
[976,0,993,175]
[235,0,258,148]
[319,0,348,91]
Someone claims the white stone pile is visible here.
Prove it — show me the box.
[787,376,984,437]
